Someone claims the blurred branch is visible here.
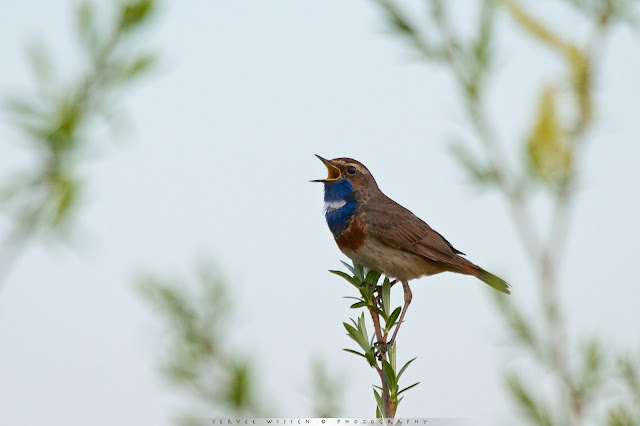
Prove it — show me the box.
[0,0,156,288]
[137,263,266,417]
[373,0,640,425]
[139,260,348,420]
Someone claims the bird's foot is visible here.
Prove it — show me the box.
[373,341,391,360]
[373,339,399,359]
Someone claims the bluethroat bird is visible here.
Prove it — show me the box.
[313,155,510,345]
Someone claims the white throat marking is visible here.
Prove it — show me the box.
[324,199,347,212]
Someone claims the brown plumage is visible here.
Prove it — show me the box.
[362,193,510,293]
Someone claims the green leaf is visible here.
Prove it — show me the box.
[343,322,371,355]
[350,301,368,309]
[382,278,391,316]
[365,269,382,286]
[359,286,374,303]
[354,263,365,281]
[76,1,93,40]
[113,54,156,82]
[340,260,356,275]
[506,373,556,426]
[382,359,396,390]
[329,270,360,287]
[526,85,573,189]
[388,343,396,371]
[618,354,640,400]
[397,357,417,382]
[52,176,77,225]
[357,313,369,343]
[397,381,420,396]
[76,1,98,54]
[373,389,385,419]
[576,339,604,401]
[228,361,251,410]
[343,348,366,359]
[606,404,639,426]
[382,1,415,35]
[364,352,377,368]
[384,307,402,335]
[119,0,154,31]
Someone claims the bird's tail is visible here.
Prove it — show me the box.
[460,260,511,294]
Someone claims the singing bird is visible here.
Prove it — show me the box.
[312,155,510,344]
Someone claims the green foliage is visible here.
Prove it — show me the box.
[526,86,573,191]
[506,373,557,426]
[137,263,264,416]
[0,0,157,286]
[120,0,154,31]
[607,406,639,426]
[2,0,156,238]
[375,0,640,425]
[139,260,347,419]
[605,354,640,424]
[574,339,605,405]
[332,261,418,418]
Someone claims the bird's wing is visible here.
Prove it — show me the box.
[364,196,465,268]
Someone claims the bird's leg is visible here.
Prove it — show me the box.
[387,280,412,348]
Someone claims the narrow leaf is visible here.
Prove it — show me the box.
[364,352,377,367]
[350,301,368,309]
[382,278,391,316]
[343,348,366,359]
[384,307,402,335]
[397,381,420,395]
[330,270,360,287]
[365,269,382,286]
[340,260,356,275]
[388,343,397,371]
[344,322,371,354]
[373,389,385,418]
[354,264,365,281]
[382,359,396,390]
[506,373,556,426]
[397,357,417,382]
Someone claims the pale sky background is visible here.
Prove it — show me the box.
[1,1,639,425]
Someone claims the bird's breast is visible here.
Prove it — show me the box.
[335,216,366,252]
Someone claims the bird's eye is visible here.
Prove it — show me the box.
[347,166,357,175]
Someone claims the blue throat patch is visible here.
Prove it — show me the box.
[323,179,357,237]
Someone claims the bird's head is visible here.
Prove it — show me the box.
[311,155,379,203]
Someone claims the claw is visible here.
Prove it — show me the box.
[373,341,390,359]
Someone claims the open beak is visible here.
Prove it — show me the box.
[311,154,341,182]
